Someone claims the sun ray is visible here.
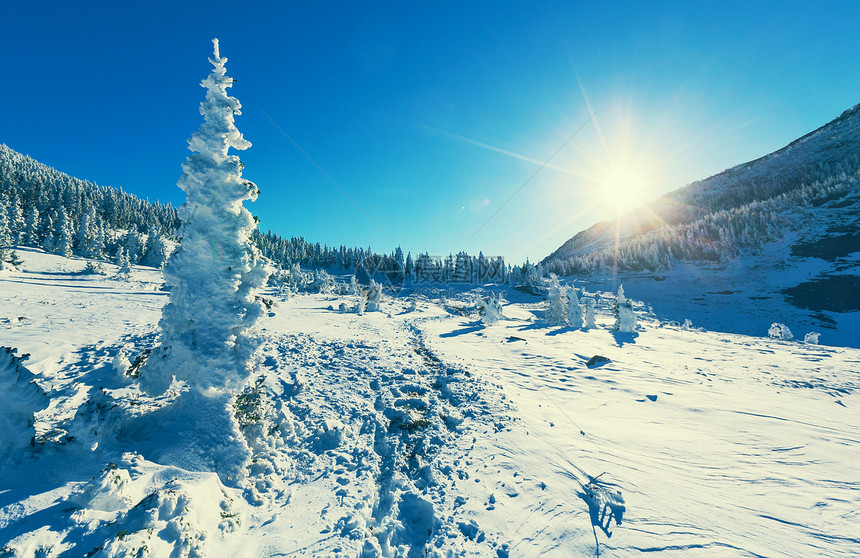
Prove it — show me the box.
[423,125,591,179]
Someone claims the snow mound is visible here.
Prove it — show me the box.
[0,347,48,462]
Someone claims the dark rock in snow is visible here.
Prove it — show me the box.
[586,355,612,368]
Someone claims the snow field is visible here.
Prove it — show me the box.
[2,248,859,556]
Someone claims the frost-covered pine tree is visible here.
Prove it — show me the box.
[584,297,597,329]
[613,284,637,333]
[141,39,269,397]
[123,225,140,264]
[136,40,269,485]
[6,196,24,244]
[92,219,106,260]
[545,274,568,326]
[54,209,73,257]
[567,286,584,329]
[40,215,54,253]
[142,229,167,268]
[366,279,383,312]
[0,211,11,270]
[23,206,40,246]
[75,206,94,257]
[116,245,131,275]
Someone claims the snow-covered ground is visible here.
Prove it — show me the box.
[2,248,859,557]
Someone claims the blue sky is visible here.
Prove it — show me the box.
[3,1,859,263]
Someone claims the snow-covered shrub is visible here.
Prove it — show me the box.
[112,345,132,377]
[353,293,367,314]
[477,292,504,325]
[366,279,383,312]
[0,347,49,460]
[545,274,568,326]
[306,269,335,294]
[768,323,793,341]
[568,287,584,328]
[81,260,106,275]
[803,332,820,345]
[613,284,637,333]
[115,245,130,275]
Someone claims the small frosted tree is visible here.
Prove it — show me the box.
[366,279,383,312]
[138,40,269,484]
[0,210,11,268]
[613,284,637,333]
[545,274,568,326]
[115,246,131,275]
[54,209,73,258]
[584,298,597,329]
[568,286,584,328]
[23,206,40,246]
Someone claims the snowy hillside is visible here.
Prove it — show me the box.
[2,248,858,557]
[542,105,860,348]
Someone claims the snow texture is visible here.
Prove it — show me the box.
[2,249,860,557]
[0,347,48,461]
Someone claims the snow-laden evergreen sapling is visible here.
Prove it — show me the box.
[0,347,49,462]
[584,298,597,329]
[137,39,269,484]
[115,246,131,275]
[366,279,383,312]
[613,284,637,333]
[54,209,74,258]
[477,292,504,325]
[0,209,11,270]
[568,286,584,328]
[545,274,568,326]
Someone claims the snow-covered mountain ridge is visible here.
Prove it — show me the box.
[542,105,860,347]
[544,104,860,265]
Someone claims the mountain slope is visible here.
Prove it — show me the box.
[542,105,860,347]
[544,104,860,265]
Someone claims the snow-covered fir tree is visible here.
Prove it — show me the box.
[584,297,597,329]
[54,209,73,258]
[23,206,39,246]
[142,228,167,268]
[545,274,568,326]
[142,38,269,396]
[115,245,130,275]
[0,210,12,270]
[568,286,584,328]
[123,225,141,264]
[366,279,383,312]
[136,39,270,485]
[6,195,24,244]
[613,284,637,333]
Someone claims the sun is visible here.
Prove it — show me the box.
[596,166,651,213]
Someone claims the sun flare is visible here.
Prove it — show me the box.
[597,166,650,213]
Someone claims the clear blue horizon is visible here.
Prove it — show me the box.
[3,1,859,263]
